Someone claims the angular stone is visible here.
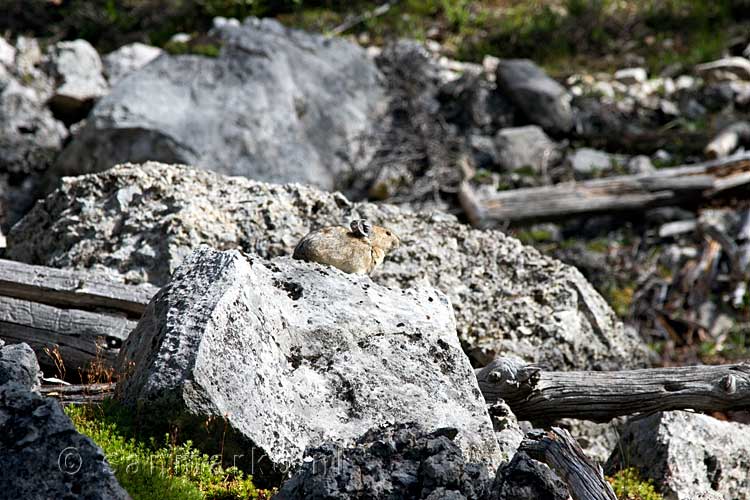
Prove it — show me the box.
[115,246,501,477]
[8,162,648,371]
[495,59,573,135]
[275,424,492,499]
[607,411,750,500]
[102,42,163,86]
[0,341,40,391]
[53,18,384,190]
[494,125,562,173]
[46,39,108,121]
[614,67,648,85]
[0,342,128,499]
[566,148,612,177]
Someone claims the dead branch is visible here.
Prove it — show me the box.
[475,357,750,422]
[520,427,617,500]
[460,153,750,225]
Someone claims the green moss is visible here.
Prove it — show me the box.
[608,467,664,500]
[607,284,635,318]
[586,238,610,253]
[514,228,554,245]
[65,401,262,500]
[513,165,537,178]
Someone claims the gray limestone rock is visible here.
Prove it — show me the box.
[53,17,384,190]
[607,411,750,500]
[0,341,128,499]
[495,59,573,135]
[494,125,562,173]
[490,451,569,500]
[115,246,501,477]
[274,424,492,500]
[102,42,163,86]
[0,66,67,230]
[8,162,649,371]
[566,148,613,177]
[46,39,108,122]
[0,341,40,391]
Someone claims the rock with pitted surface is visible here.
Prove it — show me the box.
[8,162,648,371]
[490,451,569,500]
[0,341,129,499]
[607,411,750,500]
[275,424,492,500]
[52,17,384,190]
[115,246,501,481]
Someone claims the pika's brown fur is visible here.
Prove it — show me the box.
[293,222,400,274]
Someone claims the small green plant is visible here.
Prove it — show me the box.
[66,402,260,500]
[608,467,664,500]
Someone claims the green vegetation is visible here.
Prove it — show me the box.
[3,1,749,74]
[65,401,263,500]
[514,228,555,245]
[608,467,664,500]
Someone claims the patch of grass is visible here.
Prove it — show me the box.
[608,467,664,500]
[514,228,555,245]
[607,283,635,318]
[4,0,749,75]
[65,401,263,500]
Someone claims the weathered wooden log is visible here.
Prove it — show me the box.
[0,295,137,375]
[476,357,750,422]
[41,382,116,404]
[0,258,158,316]
[0,259,158,376]
[520,427,617,500]
[461,153,750,225]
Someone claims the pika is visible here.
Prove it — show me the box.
[293,219,400,274]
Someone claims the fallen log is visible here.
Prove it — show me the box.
[0,295,136,375]
[520,427,617,500]
[475,357,750,422]
[461,153,750,226]
[0,259,158,377]
[41,382,116,404]
[0,258,158,316]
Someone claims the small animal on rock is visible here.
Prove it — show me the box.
[293,219,400,274]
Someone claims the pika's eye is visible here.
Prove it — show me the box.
[386,231,392,236]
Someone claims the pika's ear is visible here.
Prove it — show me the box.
[350,219,371,238]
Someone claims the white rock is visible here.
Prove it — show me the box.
[627,155,655,175]
[482,54,500,79]
[103,42,163,85]
[592,80,615,99]
[675,74,696,90]
[566,148,612,176]
[169,32,192,44]
[47,39,108,112]
[614,67,647,84]
[0,36,16,67]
